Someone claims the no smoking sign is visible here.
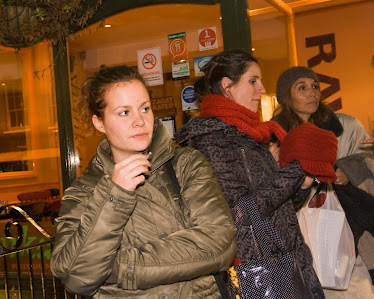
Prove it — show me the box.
[137,47,164,86]
[142,53,157,70]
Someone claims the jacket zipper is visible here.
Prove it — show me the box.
[241,148,266,256]
[148,156,173,176]
[241,148,253,187]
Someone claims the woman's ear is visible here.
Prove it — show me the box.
[221,77,232,97]
[92,115,105,134]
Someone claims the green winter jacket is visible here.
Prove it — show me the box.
[51,119,237,298]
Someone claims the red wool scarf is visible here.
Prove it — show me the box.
[200,94,287,143]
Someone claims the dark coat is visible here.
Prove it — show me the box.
[177,117,325,298]
[333,182,374,252]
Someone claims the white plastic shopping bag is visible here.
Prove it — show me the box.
[297,182,356,290]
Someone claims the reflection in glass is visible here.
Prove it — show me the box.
[0,43,61,207]
[0,52,31,173]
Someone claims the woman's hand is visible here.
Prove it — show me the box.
[334,168,349,185]
[112,153,152,191]
[300,174,315,189]
[268,142,280,163]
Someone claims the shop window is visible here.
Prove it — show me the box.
[0,51,31,175]
[2,80,28,131]
[0,44,60,206]
[68,3,223,174]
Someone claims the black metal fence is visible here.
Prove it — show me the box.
[0,203,86,299]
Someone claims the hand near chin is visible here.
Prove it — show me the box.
[112,153,152,191]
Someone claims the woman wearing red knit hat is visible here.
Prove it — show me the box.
[273,66,374,298]
[176,49,337,298]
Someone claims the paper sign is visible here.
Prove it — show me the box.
[197,27,218,51]
[172,60,190,79]
[137,47,164,86]
[151,96,176,117]
[193,55,214,77]
[181,86,199,111]
[168,32,188,62]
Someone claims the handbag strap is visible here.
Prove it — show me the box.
[165,158,181,193]
[239,148,289,256]
[314,181,326,195]
[165,158,231,299]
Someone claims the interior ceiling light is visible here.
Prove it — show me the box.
[104,24,112,28]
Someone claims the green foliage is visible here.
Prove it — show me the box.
[0,0,103,48]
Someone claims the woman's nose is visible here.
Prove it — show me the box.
[258,82,266,95]
[133,113,145,127]
[309,88,319,98]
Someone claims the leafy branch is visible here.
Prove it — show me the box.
[0,0,103,48]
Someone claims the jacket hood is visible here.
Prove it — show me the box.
[176,117,235,145]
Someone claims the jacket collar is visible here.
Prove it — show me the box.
[318,110,343,137]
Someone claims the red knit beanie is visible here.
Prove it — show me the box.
[279,123,337,182]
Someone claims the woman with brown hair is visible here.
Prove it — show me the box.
[272,66,374,298]
[273,66,372,160]
[176,49,340,298]
[50,65,237,298]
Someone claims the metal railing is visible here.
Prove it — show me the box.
[0,203,86,299]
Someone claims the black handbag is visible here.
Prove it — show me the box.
[228,196,312,299]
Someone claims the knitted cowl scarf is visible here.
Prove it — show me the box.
[200,94,287,143]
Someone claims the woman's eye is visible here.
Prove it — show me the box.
[249,80,256,85]
[141,106,151,113]
[119,110,128,116]
[312,84,320,90]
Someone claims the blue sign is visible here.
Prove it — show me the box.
[193,55,214,77]
[181,86,196,103]
[181,86,199,111]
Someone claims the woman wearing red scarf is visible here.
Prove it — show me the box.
[176,49,336,298]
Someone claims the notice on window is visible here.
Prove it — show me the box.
[172,60,190,79]
[193,55,214,77]
[181,86,199,111]
[137,47,164,86]
[151,96,176,118]
[168,32,188,62]
[197,27,218,51]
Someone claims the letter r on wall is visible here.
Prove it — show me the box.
[306,33,336,68]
